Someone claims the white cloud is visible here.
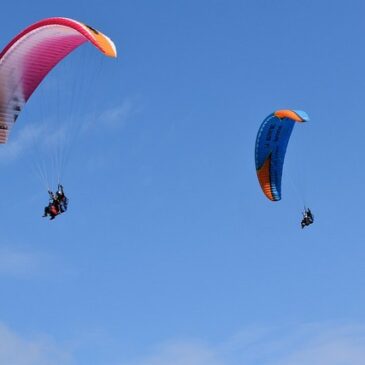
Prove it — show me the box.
[97,98,136,129]
[0,124,44,163]
[266,323,365,365]
[41,124,68,150]
[123,323,365,365]
[0,321,363,365]
[0,247,46,277]
[126,340,224,365]
[0,98,138,165]
[0,323,73,365]
[0,121,63,164]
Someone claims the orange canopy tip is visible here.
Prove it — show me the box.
[274,110,307,122]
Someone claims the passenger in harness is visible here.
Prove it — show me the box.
[43,184,68,220]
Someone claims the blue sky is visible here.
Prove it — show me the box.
[1,0,365,364]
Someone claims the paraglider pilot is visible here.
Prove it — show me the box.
[43,184,68,220]
[55,184,68,213]
[301,208,314,229]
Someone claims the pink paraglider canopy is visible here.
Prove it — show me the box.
[0,17,117,143]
